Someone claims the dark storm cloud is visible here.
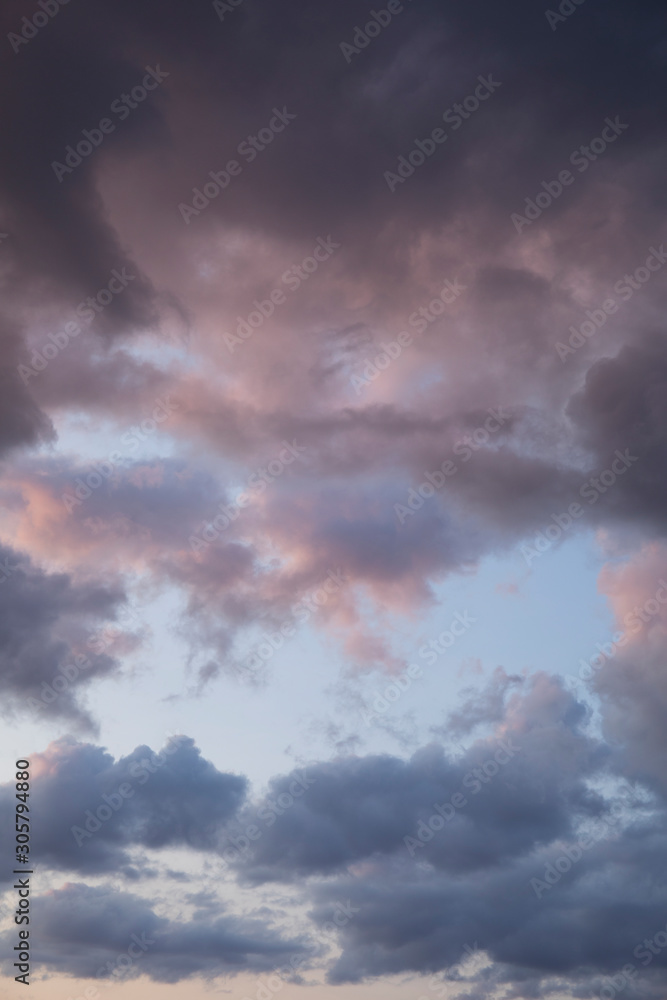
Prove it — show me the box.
[78,0,666,245]
[290,677,667,994]
[567,334,667,534]
[1,0,665,606]
[293,669,667,994]
[313,839,667,992]
[0,0,160,319]
[231,672,608,884]
[0,543,128,728]
[0,881,312,983]
[0,736,247,876]
[0,321,54,455]
[1,0,665,319]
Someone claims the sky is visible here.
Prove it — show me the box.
[1,1,667,999]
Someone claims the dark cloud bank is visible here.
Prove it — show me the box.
[2,668,667,994]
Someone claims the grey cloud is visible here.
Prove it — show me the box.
[0,736,247,875]
[233,674,607,883]
[0,881,312,983]
[0,543,128,729]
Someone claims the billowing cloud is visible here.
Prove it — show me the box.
[0,736,247,875]
[2,673,665,994]
[0,543,130,729]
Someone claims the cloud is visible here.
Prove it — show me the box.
[568,335,667,534]
[591,543,667,793]
[2,667,666,994]
[0,881,312,983]
[0,736,247,876]
[232,673,605,884]
[0,543,129,729]
[0,321,54,456]
[0,0,665,688]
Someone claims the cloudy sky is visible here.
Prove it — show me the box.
[1,0,667,998]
